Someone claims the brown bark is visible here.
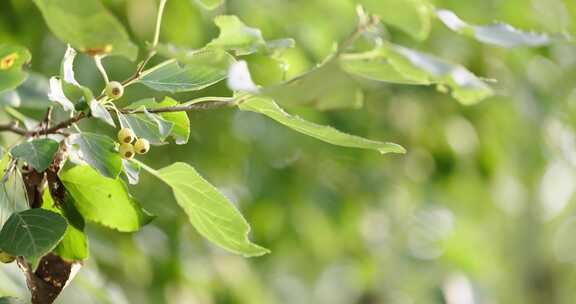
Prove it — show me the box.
[18,140,81,304]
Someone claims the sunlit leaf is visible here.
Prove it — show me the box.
[340,52,430,84]
[341,44,493,105]
[61,45,80,86]
[360,0,434,40]
[89,100,115,127]
[436,9,552,48]
[208,15,266,55]
[207,15,294,56]
[143,162,269,257]
[32,0,138,59]
[60,165,154,232]
[48,77,74,111]
[0,209,67,263]
[138,48,235,93]
[228,60,259,93]
[11,138,60,172]
[239,96,405,154]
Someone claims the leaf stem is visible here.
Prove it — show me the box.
[131,159,162,180]
[94,56,109,84]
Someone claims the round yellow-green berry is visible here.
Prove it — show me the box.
[105,81,124,100]
[117,127,135,144]
[134,138,150,154]
[119,143,135,160]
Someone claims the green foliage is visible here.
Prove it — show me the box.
[359,0,433,40]
[42,191,88,261]
[0,0,570,302]
[32,0,137,59]
[240,96,405,154]
[144,162,269,257]
[341,43,493,105]
[196,0,224,10]
[69,133,122,178]
[137,48,234,92]
[0,44,31,94]
[60,165,154,232]
[0,297,24,304]
[10,139,60,172]
[129,98,191,144]
[208,15,267,56]
[118,110,174,145]
[0,209,67,264]
[436,9,553,48]
[263,60,364,110]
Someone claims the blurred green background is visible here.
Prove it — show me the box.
[2,0,576,303]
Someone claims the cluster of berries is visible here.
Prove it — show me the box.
[117,128,150,160]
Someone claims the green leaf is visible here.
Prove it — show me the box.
[0,209,67,263]
[262,60,364,110]
[206,15,294,56]
[341,44,493,105]
[48,77,75,111]
[0,44,31,94]
[1,73,52,109]
[129,98,190,144]
[89,100,115,127]
[360,0,434,40]
[207,15,266,55]
[60,165,154,232]
[0,297,25,304]
[384,43,493,104]
[239,96,405,154]
[122,159,140,185]
[138,48,235,93]
[340,53,430,85]
[69,132,122,178]
[436,9,552,48]
[142,162,268,257]
[118,110,174,145]
[196,0,224,10]
[11,139,60,172]
[0,155,28,213]
[42,191,88,261]
[32,0,138,60]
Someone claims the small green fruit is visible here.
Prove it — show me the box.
[118,128,135,144]
[105,81,124,100]
[119,143,135,160]
[134,138,150,154]
[0,251,16,264]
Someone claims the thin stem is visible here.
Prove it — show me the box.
[131,159,162,180]
[94,56,109,84]
[153,0,168,48]
[121,97,238,114]
[123,0,168,87]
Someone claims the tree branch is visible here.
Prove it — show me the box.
[0,122,28,136]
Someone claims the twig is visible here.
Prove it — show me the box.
[122,0,167,87]
[121,99,237,114]
[0,122,28,136]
